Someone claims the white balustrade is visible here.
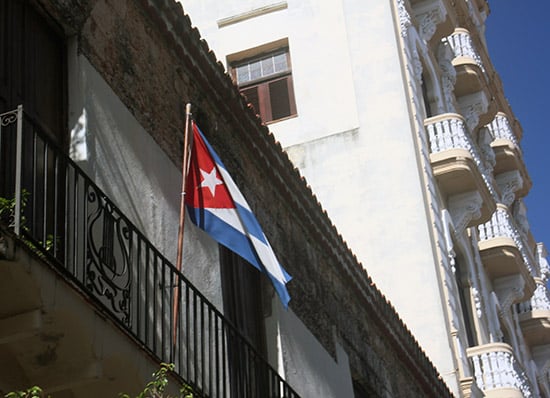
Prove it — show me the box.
[517,282,550,314]
[447,29,485,73]
[425,113,497,199]
[447,28,486,73]
[468,343,533,397]
[478,206,535,275]
[486,113,519,147]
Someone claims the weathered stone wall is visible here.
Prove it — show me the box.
[37,0,453,396]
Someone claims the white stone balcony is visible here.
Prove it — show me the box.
[425,113,496,225]
[467,342,534,398]
[517,244,550,347]
[517,279,550,347]
[477,204,536,302]
[446,28,496,130]
[446,28,485,95]
[486,113,532,197]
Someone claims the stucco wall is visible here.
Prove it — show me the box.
[38,0,453,395]
[179,0,457,391]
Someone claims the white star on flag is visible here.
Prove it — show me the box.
[200,167,223,196]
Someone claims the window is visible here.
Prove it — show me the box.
[0,0,66,144]
[230,47,297,123]
[454,257,478,347]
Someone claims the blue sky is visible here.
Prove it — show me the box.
[485,3,550,252]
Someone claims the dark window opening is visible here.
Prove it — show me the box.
[421,74,433,118]
[231,48,297,124]
[455,258,478,347]
[220,246,266,353]
[0,0,66,145]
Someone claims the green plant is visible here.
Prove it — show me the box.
[5,364,194,398]
[0,191,57,254]
[5,386,48,398]
[0,190,28,228]
[119,363,194,398]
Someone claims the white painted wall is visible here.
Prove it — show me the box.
[180,0,459,393]
[266,300,355,398]
[66,40,223,309]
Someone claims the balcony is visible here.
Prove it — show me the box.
[446,28,496,129]
[517,279,550,347]
[486,113,532,198]
[477,204,536,302]
[446,28,486,98]
[467,342,534,398]
[0,106,300,397]
[425,113,496,225]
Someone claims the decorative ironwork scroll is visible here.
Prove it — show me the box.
[86,184,132,324]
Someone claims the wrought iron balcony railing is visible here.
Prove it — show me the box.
[0,106,300,398]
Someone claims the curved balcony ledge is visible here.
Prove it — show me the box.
[426,113,496,224]
[431,152,495,223]
[452,61,485,97]
[478,238,528,278]
[491,139,532,197]
[517,280,550,347]
[478,206,536,300]
[518,310,550,347]
[487,113,531,197]
[447,28,487,98]
[467,342,534,398]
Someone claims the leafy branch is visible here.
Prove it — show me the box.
[4,364,194,398]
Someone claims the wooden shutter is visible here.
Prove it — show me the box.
[0,0,65,145]
[241,86,261,118]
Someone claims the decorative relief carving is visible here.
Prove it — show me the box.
[411,46,423,83]
[472,286,483,318]
[397,0,411,38]
[498,284,524,317]
[418,11,437,41]
[412,0,447,42]
[437,42,457,113]
[458,92,489,132]
[537,243,550,279]
[512,199,530,239]
[496,171,523,208]
[477,127,495,173]
[448,191,483,235]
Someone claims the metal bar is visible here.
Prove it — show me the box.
[136,238,142,339]
[145,245,150,347]
[42,141,48,246]
[53,152,59,257]
[13,105,23,235]
[72,172,78,275]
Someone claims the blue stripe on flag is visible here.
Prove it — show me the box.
[187,205,290,307]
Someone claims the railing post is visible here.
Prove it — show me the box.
[14,105,23,236]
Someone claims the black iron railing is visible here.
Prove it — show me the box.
[0,106,299,398]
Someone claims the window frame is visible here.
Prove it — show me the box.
[230,47,297,124]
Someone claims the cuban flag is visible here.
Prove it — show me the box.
[185,122,292,308]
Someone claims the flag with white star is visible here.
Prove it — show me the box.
[185,121,292,308]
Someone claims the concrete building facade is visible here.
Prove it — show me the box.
[179,0,550,396]
[0,0,459,397]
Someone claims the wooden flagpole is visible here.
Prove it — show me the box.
[173,103,193,349]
